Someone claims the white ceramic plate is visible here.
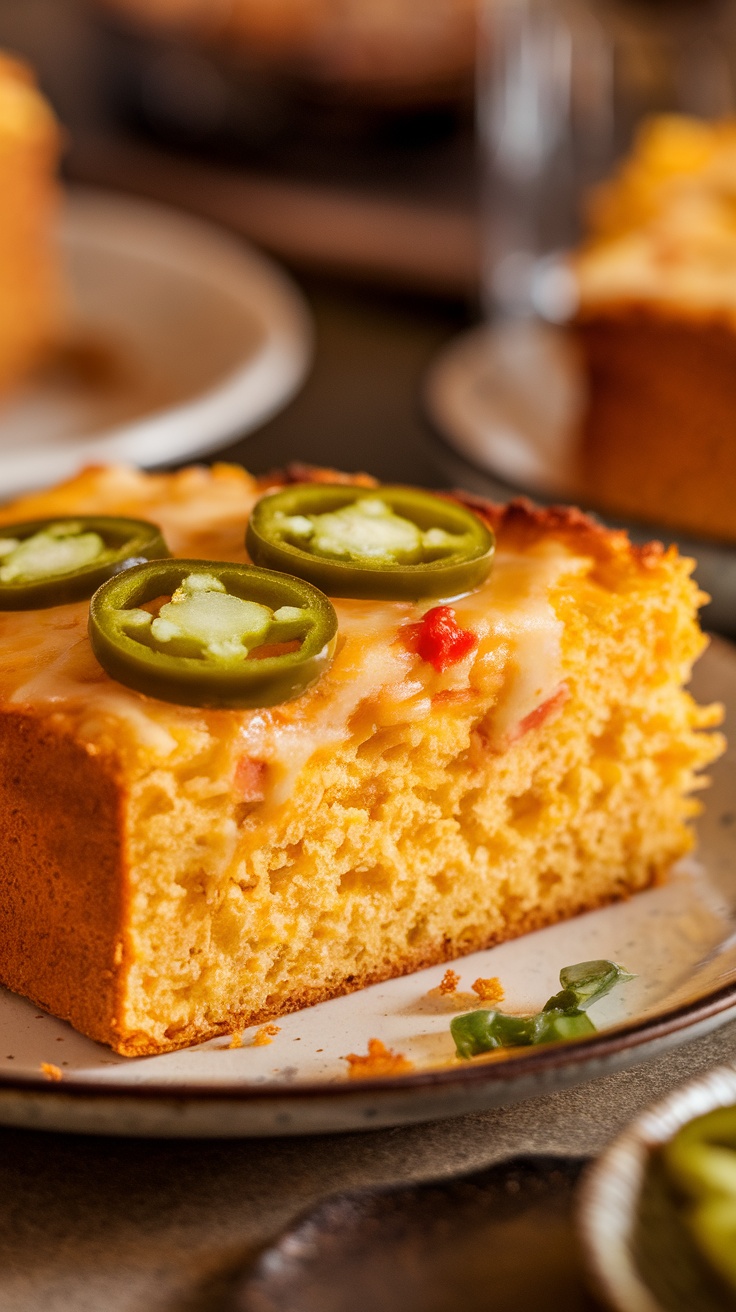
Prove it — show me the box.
[579,1062,736,1312]
[0,638,735,1137]
[0,189,312,493]
[425,321,585,502]
[424,322,736,637]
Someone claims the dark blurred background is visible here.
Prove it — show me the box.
[0,0,484,486]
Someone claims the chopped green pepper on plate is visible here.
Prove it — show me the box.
[451,960,634,1059]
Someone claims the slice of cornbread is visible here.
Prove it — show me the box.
[0,52,61,399]
[0,464,722,1055]
[573,115,736,542]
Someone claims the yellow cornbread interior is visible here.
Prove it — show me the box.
[0,52,61,397]
[0,465,721,1055]
[120,557,718,1052]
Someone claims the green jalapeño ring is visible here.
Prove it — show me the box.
[246,484,495,600]
[0,515,169,609]
[89,559,338,708]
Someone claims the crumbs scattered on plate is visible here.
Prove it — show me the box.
[226,1024,281,1049]
[252,1024,281,1047]
[471,977,505,1004]
[343,1038,414,1079]
[40,1062,63,1082]
[437,969,461,996]
[426,970,505,1009]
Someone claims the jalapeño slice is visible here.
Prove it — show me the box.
[89,560,338,708]
[0,516,169,609]
[246,484,495,600]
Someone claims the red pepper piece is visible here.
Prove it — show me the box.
[408,605,477,673]
[235,756,267,804]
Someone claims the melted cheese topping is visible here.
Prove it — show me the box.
[0,466,589,793]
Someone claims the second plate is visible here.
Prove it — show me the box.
[0,636,734,1137]
[424,322,736,637]
[0,189,313,493]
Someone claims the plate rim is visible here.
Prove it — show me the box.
[1,580,733,1131]
[2,632,735,1110]
[1,972,735,1105]
[423,320,579,502]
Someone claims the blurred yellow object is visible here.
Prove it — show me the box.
[574,114,736,543]
[0,52,62,401]
[586,114,736,241]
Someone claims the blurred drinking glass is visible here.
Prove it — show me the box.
[478,0,736,325]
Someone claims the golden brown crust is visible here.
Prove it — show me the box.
[271,462,378,488]
[446,489,659,562]
[0,710,126,1047]
[259,464,671,571]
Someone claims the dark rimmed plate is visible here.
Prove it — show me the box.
[0,638,734,1138]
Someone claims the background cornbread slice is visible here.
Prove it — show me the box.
[0,52,62,399]
[573,115,736,542]
[0,465,722,1055]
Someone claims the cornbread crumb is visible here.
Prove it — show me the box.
[471,977,505,1005]
[438,969,461,996]
[251,1024,280,1047]
[344,1039,415,1079]
[228,1032,243,1049]
[40,1062,62,1082]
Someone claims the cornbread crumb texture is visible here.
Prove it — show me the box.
[573,115,736,539]
[438,969,461,996]
[0,464,723,1056]
[427,970,505,1009]
[344,1039,414,1080]
[0,51,62,397]
[251,1023,280,1047]
[40,1062,63,1082]
[471,977,504,1005]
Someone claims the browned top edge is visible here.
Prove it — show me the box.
[259,463,671,572]
[0,460,672,574]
